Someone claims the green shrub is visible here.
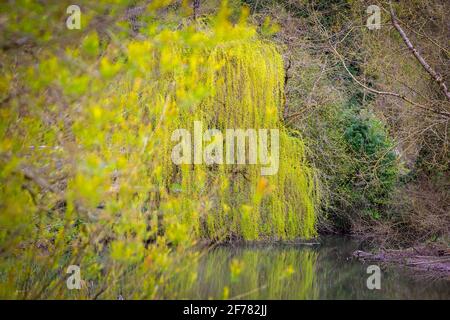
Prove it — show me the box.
[343,111,399,218]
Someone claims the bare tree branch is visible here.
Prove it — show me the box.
[193,0,200,20]
[283,57,292,119]
[329,44,450,118]
[21,166,60,194]
[389,2,450,101]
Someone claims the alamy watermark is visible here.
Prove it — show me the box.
[171,121,279,176]
[366,265,381,290]
[66,5,81,30]
[66,265,81,290]
[366,5,381,30]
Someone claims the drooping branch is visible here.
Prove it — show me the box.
[389,3,450,101]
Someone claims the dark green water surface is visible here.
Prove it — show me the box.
[170,237,449,299]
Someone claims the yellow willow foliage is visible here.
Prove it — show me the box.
[164,247,318,299]
[155,40,318,241]
[0,1,317,298]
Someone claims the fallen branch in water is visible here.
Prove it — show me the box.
[353,245,450,277]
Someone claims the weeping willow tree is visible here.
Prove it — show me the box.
[157,39,318,241]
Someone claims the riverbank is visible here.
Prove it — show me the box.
[353,244,450,279]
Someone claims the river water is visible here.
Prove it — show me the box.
[170,237,449,299]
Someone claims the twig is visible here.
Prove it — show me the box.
[21,166,60,194]
[389,2,450,101]
[329,44,450,118]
